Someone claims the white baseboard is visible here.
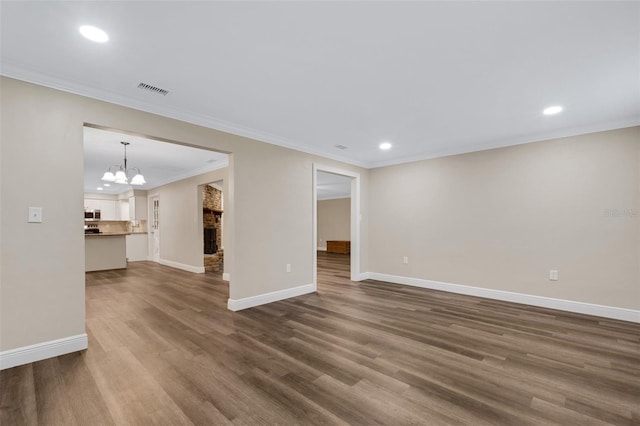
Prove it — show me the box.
[228,283,314,311]
[158,259,205,274]
[355,272,371,281]
[366,272,640,323]
[0,334,88,370]
[222,272,230,281]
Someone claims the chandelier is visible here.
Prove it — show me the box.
[101,141,146,185]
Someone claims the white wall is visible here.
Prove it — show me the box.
[4,74,634,364]
[1,80,86,352]
[317,198,351,250]
[368,126,640,310]
[0,76,369,355]
[147,168,228,272]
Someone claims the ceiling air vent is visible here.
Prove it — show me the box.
[334,144,348,150]
[137,82,169,96]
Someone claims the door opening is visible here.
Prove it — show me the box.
[313,165,361,291]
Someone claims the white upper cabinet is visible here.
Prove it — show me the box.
[85,193,146,221]
[129,196,148,220]
[84,199,101,211]
[84,198,118,220]
[119,200,130,221]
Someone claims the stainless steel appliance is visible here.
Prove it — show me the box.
[84,209,101,220]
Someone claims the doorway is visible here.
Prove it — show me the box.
[313,165,361,291]
[83,124,229,273]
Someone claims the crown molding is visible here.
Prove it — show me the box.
[367,119,640,169]
[0,62,368,168]
[317,194,351,201]
[3,62,638,171]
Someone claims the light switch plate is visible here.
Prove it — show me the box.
[28,207,42,223]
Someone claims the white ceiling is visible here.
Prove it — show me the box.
[2,2,639,169]
[317,171,352,201]
[86,126,349,199]
[84,126,228,195]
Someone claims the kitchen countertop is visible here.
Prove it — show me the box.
[85,232,148,237]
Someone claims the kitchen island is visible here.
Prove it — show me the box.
[85,233,128,272]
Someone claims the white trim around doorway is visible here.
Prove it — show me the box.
[312,164,362,291]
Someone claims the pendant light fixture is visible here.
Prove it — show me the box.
[101,141,146,185]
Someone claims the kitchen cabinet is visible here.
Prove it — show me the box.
[119,200,130,221]
[84,199,100,211]
[129,196,148,220]
[126,233,148,262]
[85,234,127,271]
[84,198,118,220]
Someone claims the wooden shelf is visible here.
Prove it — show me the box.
[203,208,223,214]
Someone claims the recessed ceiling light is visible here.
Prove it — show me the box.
[379,142,392,150]
[103,183,111,187]
[79,25,109,43]
[97,187,103,191]
[543,105,563,115]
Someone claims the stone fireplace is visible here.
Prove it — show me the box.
[203,184,223,272]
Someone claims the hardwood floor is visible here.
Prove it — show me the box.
[2,252,639,425]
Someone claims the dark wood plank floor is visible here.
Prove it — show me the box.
[2,252,639,425]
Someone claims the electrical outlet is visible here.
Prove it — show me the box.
[286,264,291,273]
[403,256,409,264]
[549,270,558,281]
